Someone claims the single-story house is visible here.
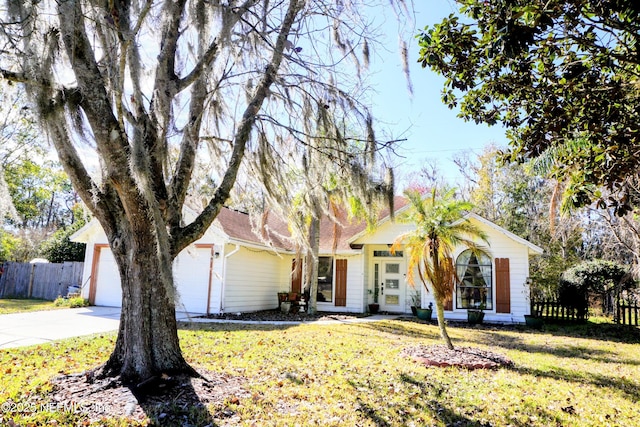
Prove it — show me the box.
[71,199,542,323]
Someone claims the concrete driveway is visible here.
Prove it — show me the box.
[0,306,122,349]
[0,307,203,349]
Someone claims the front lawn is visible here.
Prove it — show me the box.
[0,298,61,315]
[1,319,639,426]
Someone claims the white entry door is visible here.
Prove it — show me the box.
[380,260,404,312]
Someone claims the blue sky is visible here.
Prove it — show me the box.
[367,0,508,185]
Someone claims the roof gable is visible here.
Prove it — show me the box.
[462,213,544,255]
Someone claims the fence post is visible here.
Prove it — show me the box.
[0,262,5,298]
[27,263,35,298]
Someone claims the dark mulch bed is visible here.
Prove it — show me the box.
[48,369,249,425]
[199,309,372,322]
[403,344,514,370]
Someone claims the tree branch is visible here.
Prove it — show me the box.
[172,0,304,255]
[167,0,258,228]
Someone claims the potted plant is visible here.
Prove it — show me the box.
[467,301,486,324]
[524,312,544,329]
[280,300,292,313]
[523,277,544,329]
[410,289,421,316]
[368,283,380,314]
[277,291,289,309]
[416,302,433,321]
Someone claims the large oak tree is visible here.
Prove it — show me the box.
[0,0,407,384]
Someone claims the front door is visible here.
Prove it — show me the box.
[380,260,404,312]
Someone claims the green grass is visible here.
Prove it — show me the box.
[1,319,639,426]
[0,298,63,315]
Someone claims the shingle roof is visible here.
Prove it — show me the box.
[214,207,292,250]
[216,196,408,253]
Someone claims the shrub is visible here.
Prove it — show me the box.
[53,296,90,308]
[559,260,635,316]
[39,219,87,263]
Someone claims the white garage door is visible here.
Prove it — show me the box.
[93,248,122,307]
[174,246,213,314]
[92,245,213,313]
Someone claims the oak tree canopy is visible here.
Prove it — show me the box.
[0,0,405,383]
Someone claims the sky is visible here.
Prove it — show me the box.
[49,1,507,188]
[367,0,508,185]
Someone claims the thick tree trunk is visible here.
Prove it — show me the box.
[99,232,196,385]
[434,295,454,350]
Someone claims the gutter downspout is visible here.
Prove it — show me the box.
[219,243,240,313]
[206,245,214,316]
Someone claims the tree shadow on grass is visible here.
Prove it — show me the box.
[130,374,218,427]
[458,330,640,404]
[466,328,640,366]
[50,368,248,426]
[178,320,299,333]
[346,374,488,427]
[511,363,640,404]
[541,321,640,344]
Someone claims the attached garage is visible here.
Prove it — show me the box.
[87,244,214,314]
[173,245,214,314]
[89,245,121,308]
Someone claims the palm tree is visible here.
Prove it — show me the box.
[392,188,488,349]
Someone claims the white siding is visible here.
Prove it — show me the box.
[421,217,533,323]
[353,221,415,245]
[223,246,285,313]
[80,229,222,314]
[363,246,372,307]
[79,243,97,301]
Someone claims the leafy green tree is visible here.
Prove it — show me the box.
[39,218,87,263]
[0,229,19,261]
[417,0,640,215]
[0,164,17,223]
[392,188,487,349]
[4,159,77,229]
[459,146,584,298]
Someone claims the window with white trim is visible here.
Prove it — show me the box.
[317,256,333,302]
[455,250,493,310]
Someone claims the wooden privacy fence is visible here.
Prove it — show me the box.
[531,299,587,322]
[616,302,639,326]
[0,261,84,301]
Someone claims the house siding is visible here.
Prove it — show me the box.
[363,246,372,307]
[223,246,284,313]
[421,217,532,323]
[354,221,415,245]
[74,210,538,322]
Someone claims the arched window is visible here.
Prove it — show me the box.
[455,250,493,310]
